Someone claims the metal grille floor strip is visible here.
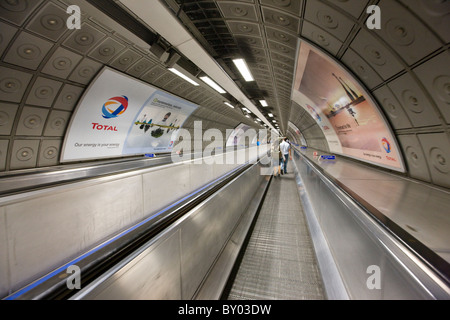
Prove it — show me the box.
[225,172,325,300]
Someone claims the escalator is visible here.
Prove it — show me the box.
[223,171,325,300]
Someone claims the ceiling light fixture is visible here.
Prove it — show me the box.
[268,113,273,117]
[199,76,226,94]
[224,101,234,108]
[168,68,199,86]
[232,58,254,82]
[259,100,268,107]
[242,107,252,114]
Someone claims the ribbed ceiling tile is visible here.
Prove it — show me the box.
[413,51,450,124]
[9,139,40,170]
[141,65,166,83]
[38,139,61,167]
[372,85,412,130]
[0,0,44,26]
[3,31,53,70]
[260,0,302,15]
[301,20,342,56]
[375,0,442,66]
[397,134,431,182]
[25,1,69,41]
[67,57,102,85]
[261,7,300,34]
[349,28,404,80]
[0,21,17,56]
[267,40,296,59]
[0,102,18,135]
[226,20,261,36]
[62,22,106,55]
[53,84,84,112]
[0,140,8,171]
[304,0,355,42]
[0,66,33,103]
[43,110,71,137]
[340,48,383,89]
[217,2,258,22]
[398,0,450,43]
[42,47,83,79]
[126,58,155,78]
[388,72,441,127]
[110,48,142,71]
[25,76,63,108]
[417,132,450,188]
[88,37,126,64]
[16,106,49,136]
[325,0,370,19]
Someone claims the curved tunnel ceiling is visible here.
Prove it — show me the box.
[0,0,449,189]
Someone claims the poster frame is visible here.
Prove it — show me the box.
[291,38,406,173]
[60,66,199,163]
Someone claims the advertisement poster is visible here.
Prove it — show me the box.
[226,123,252,147]
[292,41,405,172]
[288,121,307,147]
[61,67,198,162]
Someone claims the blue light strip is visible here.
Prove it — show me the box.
[5,163,247,300]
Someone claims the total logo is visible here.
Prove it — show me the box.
[382,137,397,162]
[381,137,391,153]
[102,96,128,119]
[92,96,128,132]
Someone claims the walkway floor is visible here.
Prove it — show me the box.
[225,171,325,300]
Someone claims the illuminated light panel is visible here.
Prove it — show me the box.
[268,113,273,117]
[199,76,226,94]
[259,100,268,107]
[168,68,199,86]
[232,58,254,82]
[224,101,234,108]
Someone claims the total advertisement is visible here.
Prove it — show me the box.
[292,40,405,172]
[61,67,198,162]
[226,123,252,147]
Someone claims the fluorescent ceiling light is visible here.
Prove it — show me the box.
[200,76,226,94]
[256,118,261,122]
[268,113,273,117]
[232,58,254,82]
[224,101,234,108]
[272,120,277,123]
[245,115,250,118]
[168,68,199,86]
[242,107,252,114]
[259,100,268,107]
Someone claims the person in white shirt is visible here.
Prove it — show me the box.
[279,138,291,174]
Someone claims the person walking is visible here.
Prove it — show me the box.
[280,137,291,174]
[272,142,282,178]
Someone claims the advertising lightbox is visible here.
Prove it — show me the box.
[292,41,405,172]
[288,121,307,147]
[226,123,252,147]
[61,67,198,162]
